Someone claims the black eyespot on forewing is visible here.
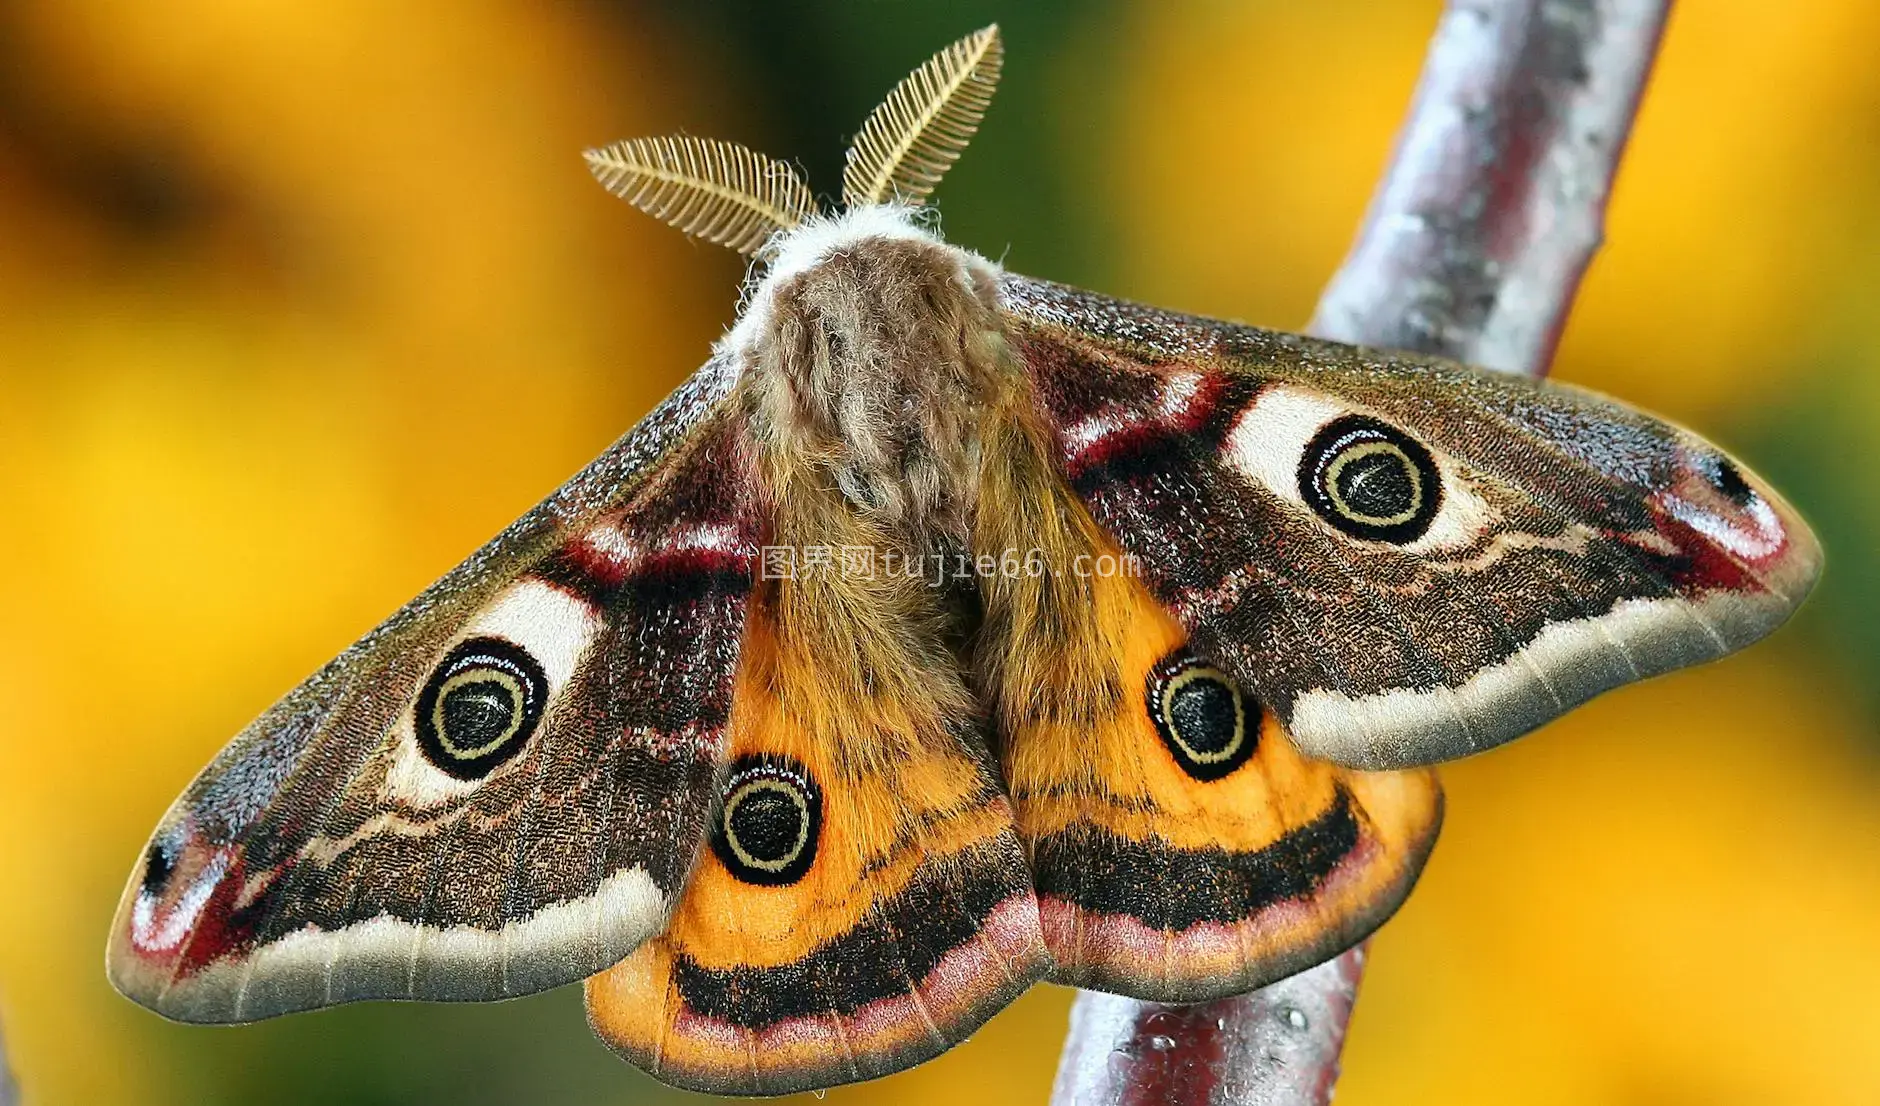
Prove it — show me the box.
[140,841,178,898]
[1146,649,1258,782]
[1708,454,1758,508]
[1298,415,1442,543]
[414,636,548,781]
[711,755,822,886]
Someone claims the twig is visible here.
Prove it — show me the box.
[1048,1,1671,1103]
[1051,947,1366,1106]
[1312,0,1672,378]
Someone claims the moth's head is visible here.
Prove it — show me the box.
[582,24,1002,262]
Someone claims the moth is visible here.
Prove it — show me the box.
[109,26,1821,1096]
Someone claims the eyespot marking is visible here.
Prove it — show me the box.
[1298,415,1442,543]
[711,756,822,885]
[140,842,178,898]
[413,637,547,781]
[1708,455,1757,508]
[1147,649,1257,781]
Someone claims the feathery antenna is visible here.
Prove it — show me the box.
[584,136,816,255]
[842,25,1004,209]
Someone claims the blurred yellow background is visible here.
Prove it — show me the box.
[2,2,1876,1104]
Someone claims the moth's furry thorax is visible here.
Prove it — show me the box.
[733,206,1008,539]
[725,206,1117,754]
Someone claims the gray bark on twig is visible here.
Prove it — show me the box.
[1313,0,1672,378]
[1049,2,1671,1103]
[1052,947,1365,1106]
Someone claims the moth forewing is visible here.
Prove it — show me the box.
[105,370,758,1024]
[1000,275,1822,769]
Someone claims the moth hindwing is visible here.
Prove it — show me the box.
[112,23,1820,1098]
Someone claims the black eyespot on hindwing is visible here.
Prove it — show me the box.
[414,636,548,781]
[711,755,822,886]
[1147,649,1258,782]
[1298,414,1442,543]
